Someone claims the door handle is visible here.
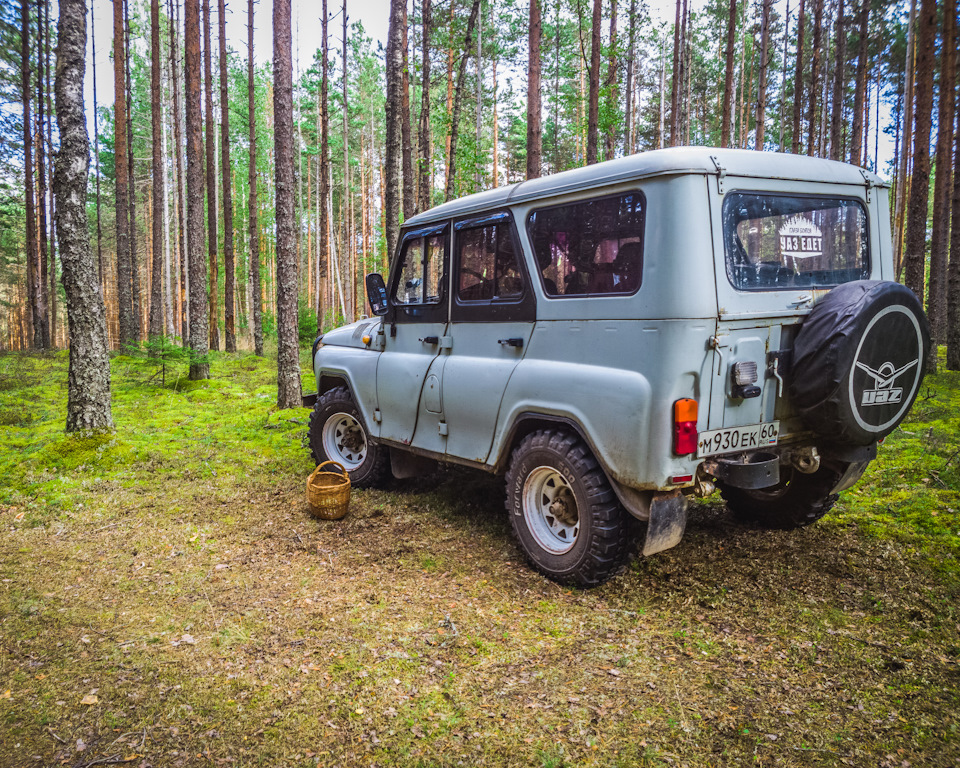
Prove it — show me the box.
[498,337,524,348]
[419,336,439,345]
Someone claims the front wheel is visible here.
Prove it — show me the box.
[308,386,389,488]
[505,429,633,587]
[719,460,850,529]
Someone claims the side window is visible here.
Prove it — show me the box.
[456,221,524,303]
[527,192,645,297]
[392,232,445,305]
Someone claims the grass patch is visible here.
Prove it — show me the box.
[0,346,958,766]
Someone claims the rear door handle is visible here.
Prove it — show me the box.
[420,336,439,345]
[498,337,523,348]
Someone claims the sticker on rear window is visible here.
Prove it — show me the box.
[778,215,823,264]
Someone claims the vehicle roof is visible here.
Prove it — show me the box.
[404,146,886,229]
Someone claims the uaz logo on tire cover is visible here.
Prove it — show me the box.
[855,359,918,406]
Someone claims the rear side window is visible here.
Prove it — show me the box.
[723,193,869,291]
[457,221,524,302]
[527,192,645,297]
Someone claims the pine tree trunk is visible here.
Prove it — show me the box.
[829,0,846,160]
[754,0,771,150]
[317,0,330,327]
[720,0,737,148]
[35,0,51,349]
[805,0,823,155]
[586,0,602,163]
[273,0,301,408]
[417,0,432,210]
[849,0,870,164]
[927,0,956,356]
[778,0,789,151]
[526,0,542,179]
[45,0,57,347]
[947,37,960,370]
[444,0,481,198]
[670,0,681,146]
[185,0,209,379]
[113,0,135,346]
[125,0,141,342]
[92,1,105,293]
[170,0,188,342]
[895,0,918,273]
[624,0,637,153]
[149,0,164,340]
[791,0,806,153]
[22,0,38,349]
[203,0,220,351]
[55,0,114,432]
[401,4,415,219]
[604,0,619,160]
[219,0,236,352]
[902,0,938,305]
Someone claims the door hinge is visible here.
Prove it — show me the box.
[859,168,873,203]
[710,155,726,195]
[374,409,382,424]
[439,335,453,349]
[438,421,448,436]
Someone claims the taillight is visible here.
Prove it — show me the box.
[673,399,698,455]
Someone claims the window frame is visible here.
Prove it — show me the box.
[387,224,449,324]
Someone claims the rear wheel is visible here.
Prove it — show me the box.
[505,429,633,587]
[309,386,389,488]
[719,461,848,529]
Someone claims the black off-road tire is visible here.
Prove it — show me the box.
[309,386,390,489]
[505,429,633,587]
[719,461,849,530]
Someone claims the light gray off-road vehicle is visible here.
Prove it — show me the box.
[308,147,929,587]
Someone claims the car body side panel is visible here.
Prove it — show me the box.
[490,319,715,489]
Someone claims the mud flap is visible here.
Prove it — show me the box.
[642,490,688,557]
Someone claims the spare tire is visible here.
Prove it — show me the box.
[788,280,929,447]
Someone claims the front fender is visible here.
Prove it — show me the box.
[315,345,381,437]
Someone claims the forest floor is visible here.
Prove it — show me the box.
[1,348,959,768]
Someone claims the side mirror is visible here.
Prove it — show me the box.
[365,273,388,316]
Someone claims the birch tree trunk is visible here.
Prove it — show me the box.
[273,0,301,408]
[55,0,114,432]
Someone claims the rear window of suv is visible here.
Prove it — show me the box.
[723,193,869,291]
[527,192,645,297]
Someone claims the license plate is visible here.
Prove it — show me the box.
[697,421,780,458]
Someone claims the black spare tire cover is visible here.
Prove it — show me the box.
[788,280,929,447]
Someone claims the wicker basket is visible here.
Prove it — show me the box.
[306,461,352,520]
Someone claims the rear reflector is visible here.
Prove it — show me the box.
[671,475,693,484]
[674,398,699,455]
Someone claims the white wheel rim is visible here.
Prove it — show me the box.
[321,412,367,471]
[522,466,580,554]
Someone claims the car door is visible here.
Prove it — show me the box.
[440,212,536,463]
[376,225,449,447]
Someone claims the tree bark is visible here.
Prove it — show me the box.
[45,0,57,347]
[317,0,330,326]
[720,0,737,148]
[248,0,262,355]
[670,0,681,146]
[417,0,432,210]
[219,0,236,351]
[902,0,937,305]
[401,3,415,219]
[947,35,960,370]
[754,0,771,150]
[895,0,917,273]
[849,0,870,165]
[125,0,141,342]
[927,0,956,355]
[22,0,40,349]
[185,0,210,379]
[791,0,806,153]
[526,0,542,179]
[149,0,164,340]
[113,0,136,346]
[204,0,220,351]
[624,0,637,154]
[35,0,51,349]
[55,0,114,432]
[386,0,402,253]
[604,0,619,160]
[444,0,481,195]
[170,0,189,342]
[805,0,823,155]
[828,0,846,160]
[586,0,602,163]
[273,0,301,408]
[92,0,105,292]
